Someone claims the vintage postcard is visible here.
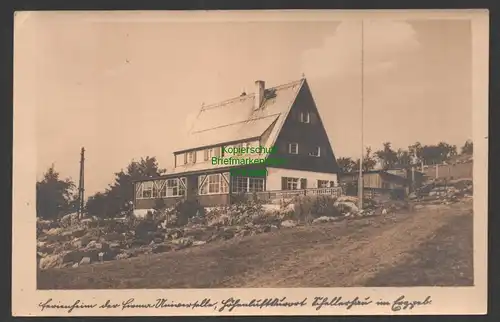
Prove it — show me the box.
[12,9,488,316]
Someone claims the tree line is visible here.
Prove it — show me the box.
[336,139,473,173]
[36,140,473,220]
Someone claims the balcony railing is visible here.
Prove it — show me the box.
[242,187,343,201]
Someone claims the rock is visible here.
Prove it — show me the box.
[235,229,251,238]
[71,228,87,238]
[115,253,131,260]
[337,196,358,203]
[45,233,70,243]
[63,249,99,264]
[171,237,193,246]
[281,220,297,228]
[334,201,359,214]
[109,242,122,249]
[152,243,173,253]
[102,232,125,241]
[408,192,418,200]
[72,262,79,268]
[381,208,388,215]
[39,253,66,269]
[192,240,206,246]
[79,257,91,265]
[312,216,339,224]
[71,239,83,249]
[37,244,56,254]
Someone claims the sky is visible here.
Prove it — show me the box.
[14,12,472,196]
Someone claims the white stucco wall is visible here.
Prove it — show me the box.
[266,168,338,190]
[174,139,262,168]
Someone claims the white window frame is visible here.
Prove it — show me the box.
[198,173,229,195]
[231,176,265,193]
[300,111,310,123]
[288,143,299,155]
[204,148,215,161]
[309,146,321,157]
[187,151,195,164]
[136,178,186,199]
[141,181,153,198]
[286,177,299,190]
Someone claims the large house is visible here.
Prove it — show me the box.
[133,78,341,210]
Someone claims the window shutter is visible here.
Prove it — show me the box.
[193,152,197,163]
[281,177,288,190]
[215,147,221,157]
[300,178,307,189]
[184,153,187,164]
[204,150,209,161]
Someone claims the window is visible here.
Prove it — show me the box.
[318,180,329,188]
[231,176,265,193]
[282,177,299,190]
[199,173,229,195]
[142,181,153,198]
[235,143,244,155]
[300,111,310,123]
[185,151,196,164]
[309,146,321,157]
[138,179,185,199]
[288,143,299,154]
[204,148,215,161]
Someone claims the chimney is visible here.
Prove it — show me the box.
[254,80,265,110]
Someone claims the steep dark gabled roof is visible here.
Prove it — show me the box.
[169,78,306,174]
[176,78,304,153]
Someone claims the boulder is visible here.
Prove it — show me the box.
[62,249,99,264]
[334,201,359,214]
[312,216,339,224]
[39,252,67,269]
[281,220,297,228]
[152,243,174,254]
[71,228,87,238]
[102,232,125,241]
[79,257,91,265]
[171,237,193,247]
[115,253,131,260]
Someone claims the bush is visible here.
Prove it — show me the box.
[290,195,341,223]
[174,200,205,226]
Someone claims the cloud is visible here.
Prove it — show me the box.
[301,20,420,79]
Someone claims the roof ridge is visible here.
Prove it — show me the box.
[191,113,281,134]
[201,78,303,111]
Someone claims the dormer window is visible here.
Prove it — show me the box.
[184,151,196,164]
[300,112,310,123]
[204,148,215,161]
[309,146,321,157]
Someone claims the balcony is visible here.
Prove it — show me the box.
[240,187,343,202]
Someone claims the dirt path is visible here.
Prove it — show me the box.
[37,201,473,289]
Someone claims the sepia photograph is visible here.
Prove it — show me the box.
[12,9,488,316]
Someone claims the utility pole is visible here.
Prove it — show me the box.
[77,147,85,219]
[357,19,364,210]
